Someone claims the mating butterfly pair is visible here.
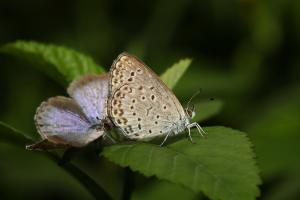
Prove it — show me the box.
[26,53,205,150]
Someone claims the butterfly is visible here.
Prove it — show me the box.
[107,53,205,145]
[26,74,110,150]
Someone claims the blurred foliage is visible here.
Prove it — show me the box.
[0,0,299,199]
[193,99,223,122]
[131,179,200,200]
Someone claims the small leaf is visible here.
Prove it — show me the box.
[103,126,261,200]
[160,59,192,89]
[193,99,223,122]
[1,40,105,84]
[0,121,112,199]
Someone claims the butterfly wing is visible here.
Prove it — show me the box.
[34,96,104,147]
[109,53,188,140]
[67,74,109,124]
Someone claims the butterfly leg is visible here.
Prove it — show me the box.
[187,125,195,143]
[186,122,206,142]
[103,133,116,144]
[26,139,69,150]
[194,123,207,136]
[188,122,206,137]
[159,131,173,146]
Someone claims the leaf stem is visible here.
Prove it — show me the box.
[0,121,112,200]
[122,167,135,200]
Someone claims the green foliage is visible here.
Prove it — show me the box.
[103,127,261,200]
[247,86,300,178]
[243,84,300,199]
[262,175,300,200]
[1,0,299,198]
[160,58,191,89]
[0,41,260,200]
[193,100,223,122]
[1,41,105,85]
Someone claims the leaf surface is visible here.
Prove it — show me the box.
[160,59,191,89]
[103,126,261,200]
[193,100,223,122]
[1,40,105,84]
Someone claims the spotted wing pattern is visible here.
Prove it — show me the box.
[109,53,187,140]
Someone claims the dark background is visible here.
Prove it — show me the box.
[0,0,300,199]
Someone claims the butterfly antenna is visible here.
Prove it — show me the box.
[186,89,202,108]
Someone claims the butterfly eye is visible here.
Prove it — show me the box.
[185,108,192,118]
[185,104,195,119]
[191,110,196,118]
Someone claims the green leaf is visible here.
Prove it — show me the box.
[160,59,192,89]
[103,126,261,200]
[1,40,105,84]
[0,121,112,200]
[193,100,223,122]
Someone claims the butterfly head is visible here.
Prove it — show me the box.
[185,90,200,120]
[185,104,195,119]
